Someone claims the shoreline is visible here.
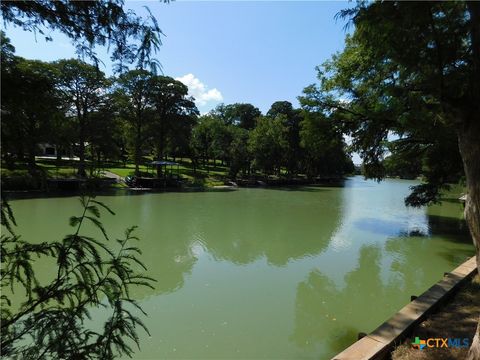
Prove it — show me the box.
[2,176,350,200]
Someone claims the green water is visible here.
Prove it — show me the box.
[7,176,474,359]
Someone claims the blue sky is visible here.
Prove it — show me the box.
[3,1,352,114]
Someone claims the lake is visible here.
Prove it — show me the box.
[7,176,474,359]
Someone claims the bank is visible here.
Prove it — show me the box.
[1,157,349,193]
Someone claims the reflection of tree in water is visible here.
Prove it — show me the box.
[143,238,197,294]
[385,217,474,291]
[129,220,199,298]
[291,246,399,357]
[427,214,470,242]
[194,189,342,266]
[385,209,473,292]
[292,212,474,358]
[129,188,343,298]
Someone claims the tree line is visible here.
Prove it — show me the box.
[1,31,353,181]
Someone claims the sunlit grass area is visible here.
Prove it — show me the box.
[103,157,228,185]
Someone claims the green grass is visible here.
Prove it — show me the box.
[1,161,77,179]
[104,164,149,178]
[105,158,230,188]
[3,157,231,189]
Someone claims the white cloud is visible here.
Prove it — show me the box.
[175,73,223,107]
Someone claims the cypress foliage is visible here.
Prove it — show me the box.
[1,194,154,359]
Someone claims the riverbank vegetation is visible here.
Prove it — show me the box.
[1,32,354,191]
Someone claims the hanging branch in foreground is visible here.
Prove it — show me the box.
[0,194,155,359]
[1,0,167,73]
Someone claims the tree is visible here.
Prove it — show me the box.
[149,76,198,166]
[115,69,155,175]
[267,101,304,175]
[209,103,233,125]
[382,142,422,180]
[299,111,353,179]
[248,116,288,176]
[1,194,154,359]
[1,0,165,72]
[0,32,19,169]
[383,134,462,182]
[228,126,250,178]
[88,99,124,169]
[166,113,197,162]
[190,115,224,170]
[47,104,77,165]
[210,122,233,167]
[55,59,109,177]
[307,2,480,357]
[1,48,61,171]
[212,103,261,130]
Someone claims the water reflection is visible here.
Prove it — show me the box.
[192,190,343,266]
[132,187,344,297]
[289,178,474,358]
[427,214,470,242]
[291,245,392,357]
[354,217,430,237]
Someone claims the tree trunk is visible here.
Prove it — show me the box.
[78,139,86,177]
[468,324,480,360]
[4,153,15,170]
[27,120,36,174]
[77,112,86,178]
[134,137,141,176]
[27,143,36,174]
[56,147,62,164]
[464,4,480,357]
[458,123,480,360]
[457,132,480,262]
[134,112,142,176]
[155,143,163,178]
[192,157,197,175]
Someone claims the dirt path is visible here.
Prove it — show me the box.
[101,170,123,183]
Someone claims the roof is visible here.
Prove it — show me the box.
[151,161,179,166]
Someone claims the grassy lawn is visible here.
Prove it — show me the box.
[105,157,230,187]
[2,156,325,189]
[2,160,77,179]
[2,156,231,189]
[104,164,147,178]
